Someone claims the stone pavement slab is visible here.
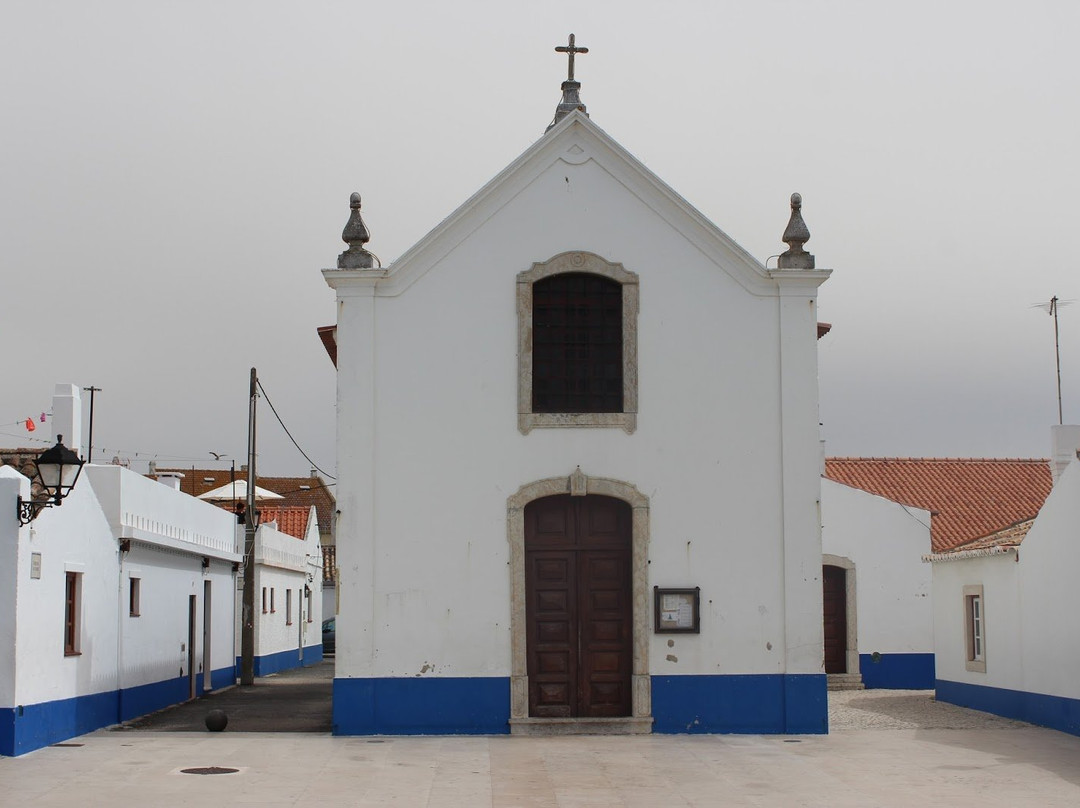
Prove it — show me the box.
[2,689,1079,806]
[2,727,1080,807]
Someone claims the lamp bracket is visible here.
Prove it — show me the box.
[17,496,50,526]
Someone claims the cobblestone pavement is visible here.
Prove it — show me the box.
[830,688,1031,730]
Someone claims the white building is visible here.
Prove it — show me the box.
[239,506,324,675]
[820,478,934,689]
[926,426,1080,736]
[1,385,241,756]
[321,70,831,735]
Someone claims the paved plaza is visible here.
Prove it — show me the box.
[2,671,1079,806]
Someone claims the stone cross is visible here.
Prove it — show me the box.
[556,33,588,82]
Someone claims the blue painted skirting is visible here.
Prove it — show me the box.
[859,653,935,690]
[651,674,828,734]
[332,674,827,736]
[234,644,324,678]
[1,665,238,757]
[333,677,511,735]
[937,679,1080,737]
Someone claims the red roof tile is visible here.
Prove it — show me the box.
[257,506,311,540]
[154,468,335,535]
[950,518,1034,553]
[825,458,1052,552]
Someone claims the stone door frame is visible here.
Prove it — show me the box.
[508,470,651,721]
[822,554,859,675]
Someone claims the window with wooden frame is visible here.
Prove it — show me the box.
[306,587,313,623]
[129,577,141,617]
[270,587,276,613]
[518,251,638,434]
[286,589,293,626]
[963,584,986,673]
[261,586,268,614]
[64,572,81,656]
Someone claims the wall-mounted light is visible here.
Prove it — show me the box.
[17,435,85,526]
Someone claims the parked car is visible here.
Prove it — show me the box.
[322,617,336,654]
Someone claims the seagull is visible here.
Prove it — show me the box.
[209,451,227,460]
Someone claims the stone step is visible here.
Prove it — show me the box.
[827,673,865,691]
[510,716,654,736]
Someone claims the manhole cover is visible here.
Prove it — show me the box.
[180,766,240,776]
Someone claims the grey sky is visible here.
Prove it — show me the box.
[2,1,1077,474]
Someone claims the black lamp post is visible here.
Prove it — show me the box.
[17,434,85,525]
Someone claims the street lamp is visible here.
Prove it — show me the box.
[17,434,85,525]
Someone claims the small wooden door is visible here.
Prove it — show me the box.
[822,565,847,674]
[525,495,632,718]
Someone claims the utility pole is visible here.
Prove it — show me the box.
[83,386,101,462]
[1051,296,1064,425]
[240,368,258,685]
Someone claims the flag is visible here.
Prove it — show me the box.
[25,418,35,432]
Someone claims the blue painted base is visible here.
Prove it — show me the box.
[937,679,1080,737]
[331,674,827,736]
[233,644,324,678]
[859,653,935,689]
[651,674,828,734]
[0,663,238,757]
[333,677,511,735]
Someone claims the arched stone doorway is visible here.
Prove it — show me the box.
[507,471,652,733]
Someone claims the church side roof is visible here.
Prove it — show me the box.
[825,458,1052,553]
[327,110,829,298]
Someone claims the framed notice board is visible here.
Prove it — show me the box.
[654,586,700,633]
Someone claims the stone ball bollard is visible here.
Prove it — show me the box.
[205,709,228,732]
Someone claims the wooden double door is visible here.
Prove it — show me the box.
[525,494,632,718]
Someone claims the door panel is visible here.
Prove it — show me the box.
[822,565,847,674]
[525,495,632,718]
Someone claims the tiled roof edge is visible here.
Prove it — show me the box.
[922,546,1018,563]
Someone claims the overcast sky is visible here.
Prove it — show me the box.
[2,1,1077,476]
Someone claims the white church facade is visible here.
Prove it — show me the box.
[322,53,833,735]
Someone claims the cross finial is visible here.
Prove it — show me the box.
[555,33,588,82]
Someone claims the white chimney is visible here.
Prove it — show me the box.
[155,472,184,491]
[1050,425,1080,484]
[51,384,82,456]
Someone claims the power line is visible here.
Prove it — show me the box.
[255,379,336,480]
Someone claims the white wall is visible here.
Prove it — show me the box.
[931,552,1022,688]
[822,479,933,655]
[2,463,240,709]
[245,509,323,662]
[932,460,1080,701]
[329,117,828,681]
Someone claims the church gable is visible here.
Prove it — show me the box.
[361,112,779,299]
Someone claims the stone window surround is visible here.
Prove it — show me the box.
[822,554,859,676]
[517,251,639,434]
[963,584,986,673]
[506,470,651,723]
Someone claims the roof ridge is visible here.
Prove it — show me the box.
[826,456,1050,463]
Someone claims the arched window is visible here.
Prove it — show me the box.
[517,252,638,434]
[532,273,623,413]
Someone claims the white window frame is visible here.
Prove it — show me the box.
[963,584,986,673]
